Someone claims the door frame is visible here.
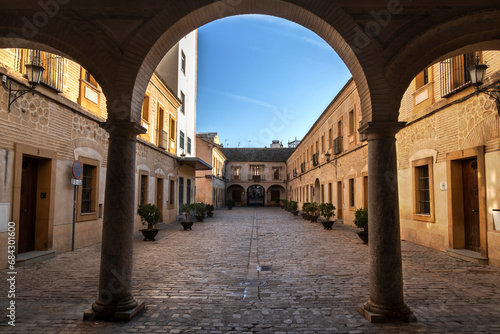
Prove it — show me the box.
[446,146,487,257]
[13,143,56,254]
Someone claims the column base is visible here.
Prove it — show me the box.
[357,301,416,323]
[83,300,145,321]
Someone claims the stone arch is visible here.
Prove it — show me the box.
[267,184,286,206]
[387,9,500,104]
[130,0,379,125]
[247,184,265,206]
[227,184,245,206]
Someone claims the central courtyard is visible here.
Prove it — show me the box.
[2,207,500,333]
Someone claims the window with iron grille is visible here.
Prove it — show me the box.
[181,50,186,74]
[440,52,478,97]
[187,137,191,154]
[81,165,94,213]
[273,167,280,180]
[15,49,65,92]
[416,165,430,215]
[412,157,434,222]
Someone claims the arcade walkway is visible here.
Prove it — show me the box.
[2,207,500,333]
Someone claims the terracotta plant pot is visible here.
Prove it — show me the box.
[140,229,159,241]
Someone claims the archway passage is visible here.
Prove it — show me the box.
[227,185,245,206]
[267,185,286,206]
[247,185,265,206]
[2,0,500,324]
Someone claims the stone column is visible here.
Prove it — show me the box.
[84,121,146,321]
[357,122,415,323]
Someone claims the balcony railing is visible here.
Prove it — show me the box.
[440,52,477,97]
[312,153,319,166]
[334,136,343,155]
[15,49,64,92]
[248,175,266,181]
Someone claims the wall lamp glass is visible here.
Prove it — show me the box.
[2,63,45,112]
[467,58,500,115]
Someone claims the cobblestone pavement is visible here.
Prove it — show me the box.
[2,207,500,333]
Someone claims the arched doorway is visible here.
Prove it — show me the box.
[247,185,265,206]
[314,178,321,203]
[227,185,245,206]
[267,185,286,206]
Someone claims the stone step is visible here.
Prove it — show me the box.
[16,250,56,267]
[446,248,488,265]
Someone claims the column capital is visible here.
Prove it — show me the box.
[99,121,147,137]
[359,121,406,139]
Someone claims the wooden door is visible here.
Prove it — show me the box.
[19,157,38,254]
[156,178,164,222]
[178,177,184,214]
[271,190,280,203]
[337,181,343,219]
[232,189,242,203]
[462,159,480,252]
[363,176,369,208]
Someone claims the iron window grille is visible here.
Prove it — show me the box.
[333,136,343,155]
[81,165,93,213]
[440,52,478,97]
[416,165,431,215]
[15,49,64,92]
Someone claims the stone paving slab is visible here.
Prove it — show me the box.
[1,207,500,333]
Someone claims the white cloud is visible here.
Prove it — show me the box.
[203,87,277,109]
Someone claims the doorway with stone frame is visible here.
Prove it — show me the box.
[446,146,488,259]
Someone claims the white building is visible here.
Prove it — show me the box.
[157,30,198,158]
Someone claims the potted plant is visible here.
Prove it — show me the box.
[354,207,368,243]
[206,204,215,218]
[274,198,281,207]
[290,201,299,216]
[301,202,311,220]
[319,202,336,229]
[181,203,194,231]
[194,202,207,222]
[281,199,288,210]
[137,203,161,241]
[308,202,320,222]
[227,198,235,210]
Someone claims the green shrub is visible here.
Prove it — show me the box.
[319,203,336,221]
[308,202,319,215]
[137,203,161,229]
[181,203,194,222]
[302,202,311,213]
[354,207,368,232]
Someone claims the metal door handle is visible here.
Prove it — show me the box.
[472,209,479,213]
[21,209,28,213]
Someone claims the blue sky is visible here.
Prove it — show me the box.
[197,15,351,148]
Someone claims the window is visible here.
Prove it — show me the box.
[412,157,434,222]
[252,166,261,176]
[180,91,185,114]
[273,167,280,180]
[139,172,149,206]
[349,110,355,135]
[440,52,478,97]
[321,135,325,153]
[328,182,332,203]
[77,157,99,222]
[142,94,150,122]
[181,50,186,74]
[233,167,240,180]
[170,118,176,140]
[187,137,192,154]
[81,165,94,213]
[415,68,429,90]
[168,178,175,209]
[349,178,355,208]
[329,128,333,148]
[180,131,185,150]
[15,49,65,92]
